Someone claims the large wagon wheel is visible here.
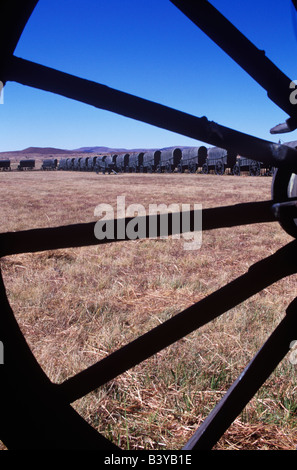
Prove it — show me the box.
[1,0,297,451]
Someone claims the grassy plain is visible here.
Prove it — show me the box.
[0,170,296,450]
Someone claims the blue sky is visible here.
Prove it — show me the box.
[1,0,297,152]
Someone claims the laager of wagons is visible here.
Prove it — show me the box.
[0,159,36,171]
[0,146,274,174]
[57,146,274,176]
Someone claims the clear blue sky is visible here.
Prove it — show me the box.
[1,0,297,152]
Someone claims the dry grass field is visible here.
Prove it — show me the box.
[0,169,296,450]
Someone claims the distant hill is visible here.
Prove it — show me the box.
[0,146,76,156]
[21,147,74,154]
[72,146,162,153]
[73,146,128,153]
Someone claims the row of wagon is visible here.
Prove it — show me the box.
[58,147,273,176]
[0,159,56,171]
[0,159,36,171]
[0,146,274,175]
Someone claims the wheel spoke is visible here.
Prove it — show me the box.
[58,240,297,403]
[5,55,297,171]
[170,0,297,125]
[0,200,276,257]
[0,1,38,78]
[183,297,297,450]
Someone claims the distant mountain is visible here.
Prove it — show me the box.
[0,146,76,156]
[72,146,159,153]
[21,147,74,154]
[160,146,192,150]
[73,146,128,153]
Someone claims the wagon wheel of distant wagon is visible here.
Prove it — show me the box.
[165,162,172,173]
[249,160,261,176]
[202,163,209,174]
[188,161,196,173]
[215,160,224,175]
[177,163,183,173]
[2,0,297,452]
[233,163,241,176]
[147,163,153,173]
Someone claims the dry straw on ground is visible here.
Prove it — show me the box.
[0,170,296,450]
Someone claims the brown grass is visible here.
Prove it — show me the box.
[0,170,296,450]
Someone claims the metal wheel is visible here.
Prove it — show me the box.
[188,161,197,173]
[249,160,261,176]
[1,0,297,451]
[215,159,225,175]
[233,163,241,176]
[202,162,209,174]
[165,162,172,173]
